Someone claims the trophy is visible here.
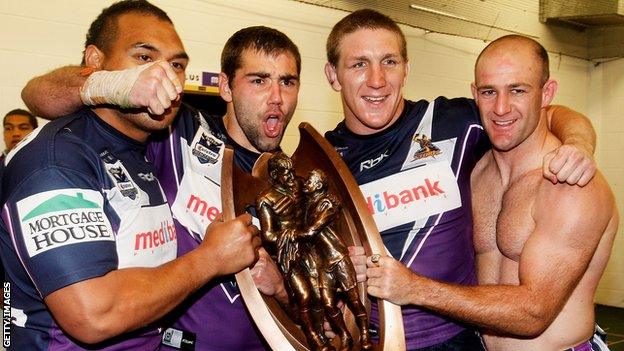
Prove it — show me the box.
[221,123,405,351]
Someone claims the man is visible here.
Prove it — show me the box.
[301,169,372,351]
[365,35,617,351]
[21,21,301,351]
[323,9,598,350]
[1,2,261,350]
[2,108,38,158]
[152,26,301,351]
[256,152,331,351]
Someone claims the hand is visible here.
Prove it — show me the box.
[128,60,183,115]
[201,213,261,276]
[250,248,288,303]
[366,255,416,305]
[543,143,596,186]
[348,246,367,283]
[80,61,183,115]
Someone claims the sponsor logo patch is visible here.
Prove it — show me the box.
[16,189,114,257]
[133,220,177,253]
[360,161,461,232]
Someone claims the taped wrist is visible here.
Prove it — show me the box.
[79,63,153,108]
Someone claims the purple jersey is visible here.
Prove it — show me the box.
[325,97,489,350]
[147,105,268,350]
[0,109,177,350]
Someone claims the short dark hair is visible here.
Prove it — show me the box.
[82,0,172,64]
[326,9,407,66]
[221,26,301,87]
[477,35,550,85]
[4,109,38,128]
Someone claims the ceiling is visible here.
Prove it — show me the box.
[295,0,624,60]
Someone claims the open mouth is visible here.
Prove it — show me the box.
[264,114,283,138]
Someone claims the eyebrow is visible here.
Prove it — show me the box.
[132,42,189,60]
[245,72,300,82]
[280,74,299,81]
[477,82,531,89]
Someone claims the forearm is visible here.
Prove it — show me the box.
[21,66,86,118]
[547,105,596,154]
[47,247,217,343]
[412,277,554,336]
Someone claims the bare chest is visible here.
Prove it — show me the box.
[496,175,540,261]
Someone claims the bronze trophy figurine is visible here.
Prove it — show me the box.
[221,123,405,351]
[300,169,372,351]
[257,154,372,351]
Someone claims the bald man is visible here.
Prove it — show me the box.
[364,35,618,351]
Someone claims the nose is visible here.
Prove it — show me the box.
[268,81,283,106]
[494,92,511,116]
[366,64,386,89]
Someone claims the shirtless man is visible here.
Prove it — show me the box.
[365,35,618,351]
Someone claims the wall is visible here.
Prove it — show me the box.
[594,57,624,307]
[0,0,621,306]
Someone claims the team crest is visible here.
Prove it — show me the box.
[192,132,223,164]
[100,151,139,199]
[412,134,441,160]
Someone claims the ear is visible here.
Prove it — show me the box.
[324,62,341,91]
[470,82,479,102]
[83,45,104,69]
[541,79,558,107]
[219,72,233,103]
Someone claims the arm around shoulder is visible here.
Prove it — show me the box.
[21,66,87,119]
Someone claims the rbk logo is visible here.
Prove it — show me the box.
[360,151,389,172]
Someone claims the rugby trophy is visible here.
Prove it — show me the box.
[221,123,405,351]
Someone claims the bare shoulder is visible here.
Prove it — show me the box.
[534,171,616,237]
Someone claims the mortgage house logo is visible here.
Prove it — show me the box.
[18,189,114,257]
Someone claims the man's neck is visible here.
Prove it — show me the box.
[344,97,406,136]
[92,107,149,143]
[223,106,259,153]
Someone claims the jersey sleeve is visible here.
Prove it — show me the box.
[3,166,118,297]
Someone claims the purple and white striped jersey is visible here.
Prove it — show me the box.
[325,97,490,350]
[0,109,177,350]
[148,104,268,351]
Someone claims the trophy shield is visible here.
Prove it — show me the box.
[221,123,405,351]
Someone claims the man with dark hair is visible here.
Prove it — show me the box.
[2,1,261,350]
[366,34,617,351]
[3,108,38,157]
[21,20,302,350]
[323,9,598,351]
